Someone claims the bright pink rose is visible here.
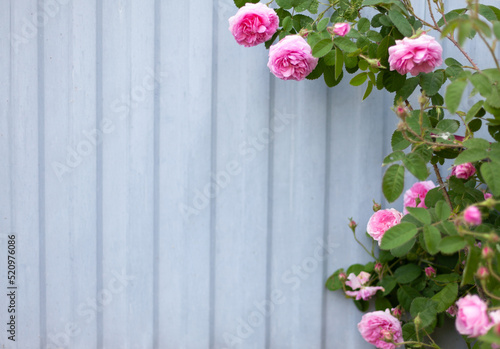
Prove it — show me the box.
[403,181,436,214]
[464,206,482,226]
[425,266,436,278]
[456,294,492,337]
[228,3,279,47]
[267,35,319,81]
[367,209,403,245]
[451,163,476,179]
[485,192,493,200]
[388,34,443,76]
[358,310,403,349]
[333,22,350,36]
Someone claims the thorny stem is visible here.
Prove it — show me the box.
[401,127,463,149]
[477,30,500,70]
[432,163,453,211]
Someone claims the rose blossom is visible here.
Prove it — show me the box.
[403,181,436,214]
[367,209,403,245]
[358,310,403,349]
[345,271,384,301]
[451,163,476,179]
[267,35,319,81]
[333,22,350,36]
[388,33,443,76]
[228,3,279,47]
[456,294,493,337]
[464,206,482,226]
[425,266,436,278]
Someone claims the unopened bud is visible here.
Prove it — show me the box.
[418,94,428,105]
[298,28,310,38]
[375,262,383,273]
[395,105,408,118]
[446,305,457,317]
[414,315,423,328]
[348,219,357,232]
[425,266,436,278]
[477,266,489,280]
[391,307,402,318]
[489,233,500,243]
[339,272,347,282]
[373,201,382,212]
[482,246,494,260]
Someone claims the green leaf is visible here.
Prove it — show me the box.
[466,100,485,124]
[388,10,413,37]
[470,73,493,97]
[335,47,343,80]
[333,37,357,53]
[383,70,407,92]
[357,17,370,32]
[494,21,500,40]
[420,71,445,97]
[346,263,366,275]
[436,119,460,134]
[233,0,259,7]
[394,263,421,284]
[406,207,432,225]
[391,131,411,151]
[375,297,392,311]
[390,238,415,257]
[394,77,419,103]
[425,188,445,208]
[454,148,488,165]
[481,161,500,196]
[306,58,325,80]
[316,17,330,32]
[410,298,438,328]
[350,72,367,86]
[445,58,462,66]
[324,66,343,87]
[403,153,429,181]
[379,276,397,296]
[383,150,405,165]
[397,285,421,311]
[423,225,441,255]
[326,269,345,291]
[380,222,418,250]
[435,200,451,221]
[439,236,467,254]
[363,81,374,100]
[434,273,460,283]
[382,164,405,202]
[462,246,481,287]
[463,138,490,149]
[282,16,293,32]
[312,39,334,58]
[479,4,498,21]
[431,283,458,312]
[445,79,467,114]
[439,220,458,236]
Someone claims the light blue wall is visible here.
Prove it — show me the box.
[1,0,497,348]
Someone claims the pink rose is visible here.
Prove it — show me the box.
[451,163,476,179]
[425,266,436,278]
[464,206,482,226]
[267,35,319,81]
[367,209,403,245]
[228,3,279,47]
[388,34,443,76]
[345,271,384,301]
[333,22,350,36]
[484,192,493,200]
[403,181,436,214]
[456,294,492,337]
[358,310,403,349]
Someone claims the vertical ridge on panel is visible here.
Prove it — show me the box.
[9,1,41,348]
[125,0,156,346]
[158,1,213,347]
[43,2,73,348]
[70,1,98,348]
[269,80,327,349]
[212,0,271,347]
[101,0,131,347]
[323,79,387,349]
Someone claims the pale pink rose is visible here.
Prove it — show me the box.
[333,22,350,36]
[358,310,403,349]
[267,35,319,81]
[345,271,384,301]
[489,310,500,325]
[228,3,279,47]
[451,163,476,179]
[464,206,482,226]
[367,209,403,245]
[388,34,443,76]
[456,294,493,337]
[403,181,436,214]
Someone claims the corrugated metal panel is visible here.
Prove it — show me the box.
[1,0,495,348]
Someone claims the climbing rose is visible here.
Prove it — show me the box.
[358,310,403,349]
[228,3,278,47]
[451,163,476,179]
[456,294,492,337]
[388,34,443,76]
[464,206,482,226]
[267,35,318,81]
[403,181,436,214]
[367,209,403,245]
[345,271,384,301]
[333,22,350,36]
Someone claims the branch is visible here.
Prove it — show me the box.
[432,163,453,211]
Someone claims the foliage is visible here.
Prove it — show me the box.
[230,0,500,347]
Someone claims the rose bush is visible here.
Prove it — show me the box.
[230,0,500,347]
